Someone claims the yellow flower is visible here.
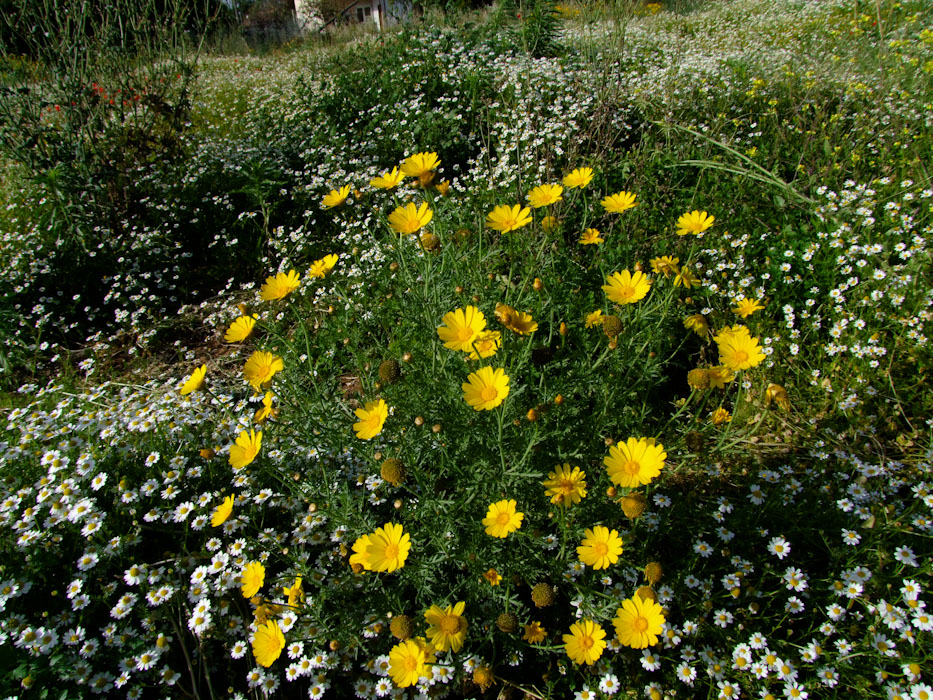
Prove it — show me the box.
[579,228,604,245]
[542,464,587,507]
[495,302,538,335]
[601,191,638,213]
[308,254,339,279]
[251,619,285,667]
[650,256,680,277]
[482,569,502,586]
[733,297,765,318]
[482,499,523,538]
[604,437,666,488]
[366,522,411,573]
[584,309,604,328]
[563,619,606,665]
[486,204,532,233]
[683,314,709,337]
[243,351,284,390]
[229,429,262,471]
[260,270,301,301]
[562,167,594,189]
[612,594,665,649]
[424,601,468,652]
[388,639,430,688]
[603,270,651,305]
[462,367,510,411]
[577,525,623,569]
[349,533,373,572]
[282,576,305,608]
[676,210,715,236]
[435,180,450,196]
[388,202,433,235]
[370,167,404,189]
[765,383,790,411]
[541,215,559,232]
[527,183,564,208]
[180,365,207,396]
[674,266,701,288]
[523,621,547,644]
[437,306,487,352]
[224,316,257,343]
[400,152,440,178]
[714,325,766,371]
[254,391,277,424]
[241,560,265,598]
[210,495,234,528]
[710,407,732,425]
[468,330,501,360]
[322,185,351,208]
[353,399,388,440]
[708,365,736,389]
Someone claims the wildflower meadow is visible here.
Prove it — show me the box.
[0,0,931,698]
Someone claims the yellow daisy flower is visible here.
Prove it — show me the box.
[308,254,339,279]
[527,183,564,208]
[462,366,510,411]
[366,522,411,573]
[563,619,606,665]
[542,464,587,507]
[612,594,666,649]
[437,306,487,352]
[675,210,715,236]
[224,315,257,343]
[603,270,651,305]
[400,152,440,178]
[732,297,765,318]
[210,495,234,528]
[562,167,594,189]
[388,639,430,688]
[229,429,262,471]
[260,270,301,301]
[486,204,532,233]
[388,202,433,235]
[179,365,207,396]
[576,525,623,569]
[370,167,404,189]
[240,560,265,598]
[579,228,604,245]
[243,350,283,390]
[604,437,666,488]
[251,619,285,667]
[353,399,388,440]
[601,190,638,213]
[482,499,523,538]
[424,601,468,652]
[322,185,351,209]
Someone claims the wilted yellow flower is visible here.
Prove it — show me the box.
[523,621,547,643]
[674,267,701,288]
[260,270,301,301]
[400,152,440,178]
[733,297,766,318]
[322,185,351,209]
[579,228,604,245]
[254,391,277,423]
[468,330,501,360]
[282,576,305,608]
[370,167,404,189]
[650,256,680,277]
[180,365,207,396]
[710,407,732,425]
[601,191,638,213]
[765,383,791,411]
[435,180,450,196]
[683,314,709,337]
[708,365,736,389]
[603,270,651,305]
[541,215,559,232]
[527,183,564,208]
[495,303,538,334]
[486,204,532,233]
[675,210,715,236]
[308,254,339,279]
[388,202,433,235]
[585,309,604,328]
[224,316,257,343]
[483,568,502,586]
[562,167,594,189]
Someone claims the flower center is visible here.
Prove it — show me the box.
[633,616,649,632]
[383,543,399,560]
[624,459,641,475]
[593,541,609,556]
[619,285,635,299]
[457,327,474,341]
[481,386,499,402]
[733,350,749,363]
[579,636,594,650]
[404,655,419,671]
[558,479,574,495]
[496,512,512,526]
[440,615,460,634]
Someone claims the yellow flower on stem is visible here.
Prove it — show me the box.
[612,594,666,649]
[603,270,651,305]
[576,525,623,569]
[437,306,487,352]
[523,621,547,644]
[388,639,430,688]
[349,533,373,572]
[676,210,715,236]
[604,437,666,488]
[179,365,207,396]
[495,303,538,334]
[308,254,339,279]
[482,569,502,586]
[282,576,304,608]
[601,190,638,213]
[260,270,301,301]
[683,314,709,337]
[229,429,262,471]
[486,204,532,233]
[400,152,440,178]
[388,202,433,235]
[542,464,587,507]
[563,619,606,665]
[579,228,604,245]
[562,167,594,189]
[714,325,766,371]
[585,309,603,328]
[765,383,791,411]
[370,167,404,189]
[674,267,701,288]
[322,185,351,208]
[224,315,257,343]
[353,399,388,440]
[710,407,732,425]
[251,619,285,667]
[366,522,411,573]
[650,256,680,277]
[527,183,563,208]
[541,215,559,232]
[733,297,765,318]
[243,351,284,390]
[462,367,510,411]
[708,365,736,389]
[424,601,468,652]
[241,560,265,598]
[254,391,276,424]
[468,330,501,360]
[482,499,523,538]
[210,495,234,527]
